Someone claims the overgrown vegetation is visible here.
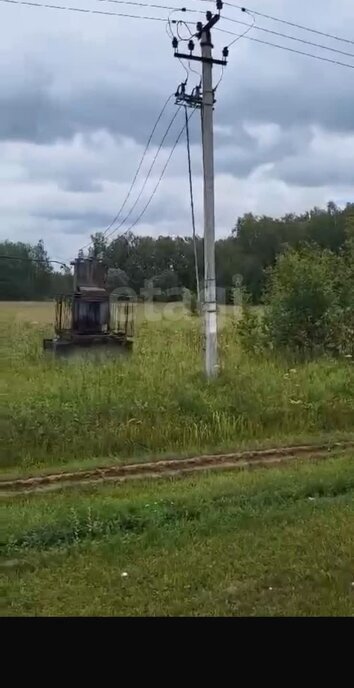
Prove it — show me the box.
[2,457,353,616]
[1,302,354,473]
[238,239,354,359]
[2,211,354,616]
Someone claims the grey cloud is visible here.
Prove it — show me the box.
[0,83,165,144]
[272,155,354,187]
[0,89,63,143]
[1,5,353,149]
[59,178,103,193]
[139,195,191,226]
[2,64,352,147]
[215,125,313,177]
[33,207,114,227]
[219,61,354,135]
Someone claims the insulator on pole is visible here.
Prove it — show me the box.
[188,40,195,52]
[172,37,178,50]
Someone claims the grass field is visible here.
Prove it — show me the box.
[1,302,354,616]
[1,301,354,473]
[2,456,354,616]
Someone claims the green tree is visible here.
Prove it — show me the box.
[31,240,53,299]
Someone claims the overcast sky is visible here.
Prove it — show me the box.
[0,0,353,261]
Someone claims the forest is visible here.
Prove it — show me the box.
[1,201,353,302]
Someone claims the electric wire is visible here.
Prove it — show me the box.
[167,8,190,80]
[224,2,354,46]
[78,92,174,253]
[0,255,69,269]
[225,6,255,48]
[95,0,202,13]
[3,0,354,70]
[213,63,224,91]
[103,106,183,242]
[97,0,195,9]
[3,0,353,259]
[0,0,186,20]
[177,19,201,78]
[106,108,195,240]
[223,14,354,59]
[217,27,354,69]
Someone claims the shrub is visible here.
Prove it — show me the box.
[183,288,200,316]
[238,244,354,358]
[237,297,266,355]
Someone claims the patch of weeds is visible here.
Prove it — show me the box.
[4,472,354,556]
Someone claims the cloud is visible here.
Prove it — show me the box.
[215,125,354,186]
[1,0,353,145]
[271,128,354,186]
[0,0,353,258]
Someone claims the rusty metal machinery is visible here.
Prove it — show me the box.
[43,258,134,356]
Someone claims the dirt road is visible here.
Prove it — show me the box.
[1,441,353,496]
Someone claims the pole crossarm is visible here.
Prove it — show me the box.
[174,52,227,66]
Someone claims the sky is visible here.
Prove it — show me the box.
[0,0,353,261]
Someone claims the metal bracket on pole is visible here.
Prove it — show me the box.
[175,82,203,109]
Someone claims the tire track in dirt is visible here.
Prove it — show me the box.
[1,441,353,496]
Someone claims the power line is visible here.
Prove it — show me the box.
[0,255,69,269]
[225,7,255,48]
[217,27,354,70]
[176,20,201,78]
[4,0,353,64]
[96,0,200,12]
[224,3,354,47]
[167,10,191,80]
[103,94,174,235]
[0,0,204,20]
[223,15,354,59]
[104,106,182,242]
[0,0,180,20]
[107,109,195,240]
[4,0,352,72]
[79,92,174,253]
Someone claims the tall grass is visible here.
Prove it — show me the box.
[1,303,354,471]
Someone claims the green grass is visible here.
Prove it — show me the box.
[2,302,354,472]
[2,304,354,617]
[1,456,354,616]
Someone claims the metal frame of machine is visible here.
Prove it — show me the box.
[43,258,134,355]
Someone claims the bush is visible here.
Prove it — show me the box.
[237,297,265,355]
[183,289,200,316]
[238,244,354,358]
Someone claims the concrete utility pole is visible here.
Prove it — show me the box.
[175,83,202,308]
[173,3,228,378]
[184,105,201,307]
[201,24,217,378]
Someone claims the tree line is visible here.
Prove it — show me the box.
[0,240,72,300]
[1,202,353,302]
